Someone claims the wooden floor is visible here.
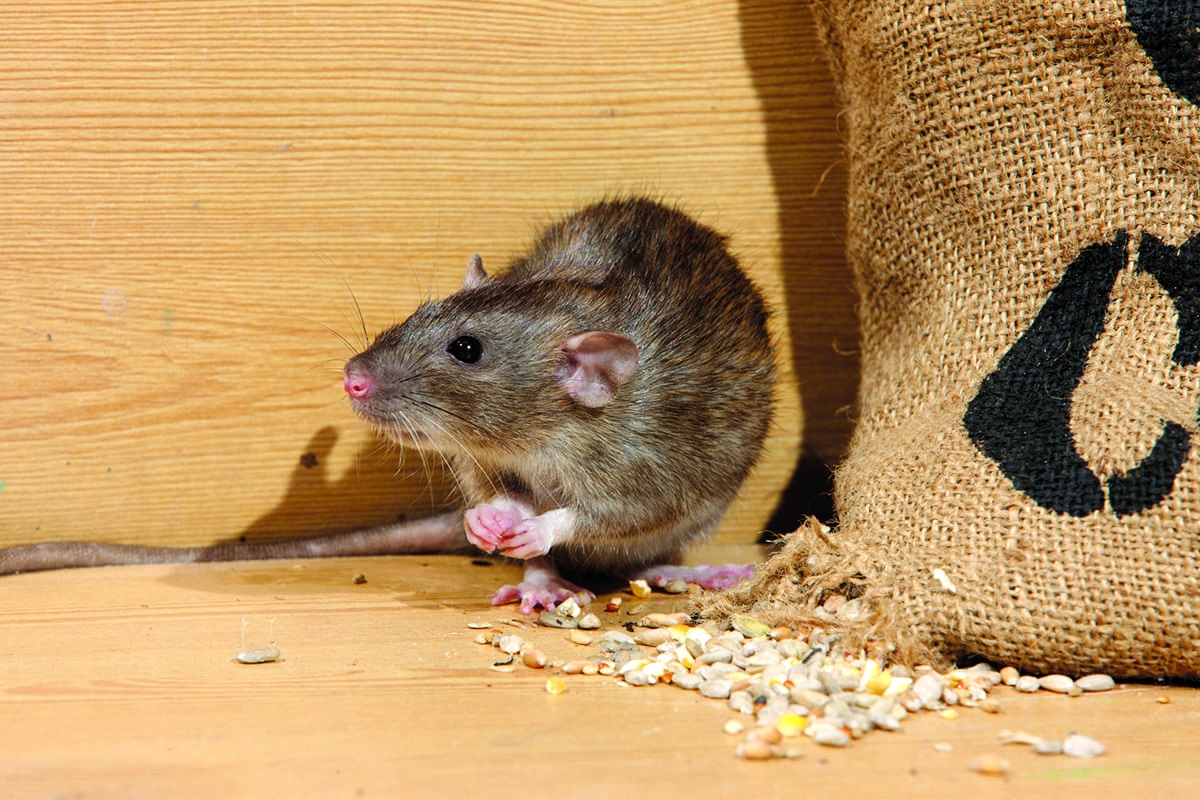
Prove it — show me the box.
[2,544,1197,799]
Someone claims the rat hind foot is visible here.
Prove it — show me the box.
[631,563,755,591]
[490,556,596,614]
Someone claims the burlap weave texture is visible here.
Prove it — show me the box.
[709,0,1200,678]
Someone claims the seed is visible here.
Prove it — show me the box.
[867,704,900,731]
[1014,675,1041,693]
[861,665,892,695]
[697,649,733,666]
[496,635,524,654]
[769,626,791,640]
[700,679,734,699]
[748,725,783,745]
[971,754,1010,776]
[1156,694,1171,704]
[663,579,689,594]
[1032,739,1063,755]
[1039,674,1076,693]
[723,720,745,735]
[938,709,958,721]
[629,579,652,598]
[568,630,594,646]
[731,615,772,638]
[809,724,850,747]
[1063,734,1105,758]
[776,713,807,737]
[605,597,623,612]
[537,611,577,629]
[1074,674,1116,692]
[898,690,925,712]
[913,672,943,707]
[352,573,367,585]
[728,691,754,715]
[624,669,652,686]
[577,613,602,630]
[556,597,582,618]
[640,612,685,628]
[235,645,281,664]
[634,629,673,647]
[790,688,829,710]
[998,729,1043,746]
[999,666,1019,685]
[561,660,588,674]
[522,650,549,669]
[466,622,491,630]
[736,740,776,760]
[979,698,1002,714]
[489,663,516,673]
[619,658,650,675]
[545,677,567,695]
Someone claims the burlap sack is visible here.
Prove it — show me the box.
[707,0,1200,678]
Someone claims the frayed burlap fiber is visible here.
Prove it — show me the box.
[707,0,1200,678]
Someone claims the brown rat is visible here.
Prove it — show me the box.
[0,198,775,612]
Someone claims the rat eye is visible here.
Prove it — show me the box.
[447,335,483,364]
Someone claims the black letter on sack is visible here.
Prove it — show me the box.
[965,230,1199,517]
[963,233,1127,516]
[1126,0,1200,107]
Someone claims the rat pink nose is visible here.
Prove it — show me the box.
[344,371,374,399]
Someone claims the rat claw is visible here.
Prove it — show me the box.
[518,590,556,615]
[488,584,523,606]
[488,583,560,613]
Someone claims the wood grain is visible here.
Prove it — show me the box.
[1,551,1197,798]
[0,0,854,549]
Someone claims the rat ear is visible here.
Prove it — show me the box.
[558,331,639,408]
[463,254,487,288]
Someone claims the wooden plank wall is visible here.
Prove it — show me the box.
[0,0,855,549]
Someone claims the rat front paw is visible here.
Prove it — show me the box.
[632,563,756,591]
[465,505,574,560]
[464,502,527,554]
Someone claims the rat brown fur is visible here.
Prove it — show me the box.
[0,198,775,612]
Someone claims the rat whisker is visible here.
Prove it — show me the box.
[415,413,500,503]
[340,278,371,350]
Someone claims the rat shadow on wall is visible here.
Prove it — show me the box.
[233,425,459,546]
[740,0,859,536]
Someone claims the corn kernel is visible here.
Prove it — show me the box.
[776,713,808,737]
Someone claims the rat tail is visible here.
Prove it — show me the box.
[0,512,469,575]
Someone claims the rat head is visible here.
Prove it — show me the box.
[343,255,639,457]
